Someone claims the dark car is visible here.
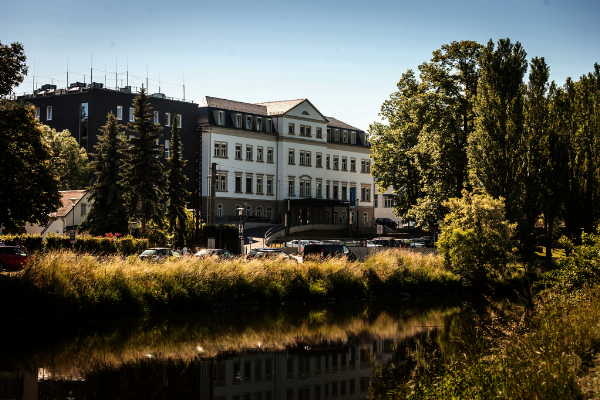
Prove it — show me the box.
[246,248,296,261]
[0,246,29,271]
[302,244,357,261]
[194,249,235,259]
[375,218,397,229]
[138,248,181,261]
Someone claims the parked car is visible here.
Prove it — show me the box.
[397,239,412,248]
[302,244,357,261]
[366,240,382,247]
[410,239,426,248]
[372,238,398,247]
[138,248,181,261]
[194,249,235,259]
[0,246,29,271]
[375,218,397,229]
[420,237,435,248]
[246,248,296,261]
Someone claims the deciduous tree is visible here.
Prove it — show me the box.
[42,126,89,190]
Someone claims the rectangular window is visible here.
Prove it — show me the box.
[362,187,371,202]
[246,116,252,129]
[80,203,86,217]
[343,130,348,143]
[177,114,182,128]
[327,128,331,141]
[351,131,356,144]
[246,176,253,193]
[305,152,311,166]
[246,145,253,160]
[306,126,311,137]
[165,112,171,126]
[288,123,295,134]
[361,160,366,173]
[217,173,227,191]
[35,107,40,120]
[342,185,347,200]
[333,184,339,199]
[256,117,262,131]
[288,149,295,164]
[342,157,347,171]
[129,107,135,122]
[300,180,310,197]
[153,111,159,124]
[300,125,305,136]
[316,153,322,167]
[288,179,295,195]
[316,127,322,138]
[46,106,52,120]
[257,177,263,194]
[384,195,395,208]
[335,129,340,142]
[267,148,273,162]
[326,184,330,199]
[255,360,262,380]
[213,142,227,157]
[266,118,272,132]
[299,151,305,165]
[374,194,378,207]
[350,159,356,172]
[235,176,242,192]
[235,144,242,159]
[326,155,330,169]
[218,111,224,125]
[316,181,322,198]
[165,139,171,159]
[236,114,242,128]
[117,106,123,120]
[333,156,339,170]
[257,147,263,162]
[267,178,273,194]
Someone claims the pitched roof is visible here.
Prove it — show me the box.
[197,96,268,116]
[326,116,361,131]
[55,190,86,217]
[255,99,306,116]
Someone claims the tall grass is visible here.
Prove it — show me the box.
[2,249,463,319]
[373,283,600,399]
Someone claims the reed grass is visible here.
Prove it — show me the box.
[2,249,464,319]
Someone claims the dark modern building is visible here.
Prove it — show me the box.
[18,84,199,199]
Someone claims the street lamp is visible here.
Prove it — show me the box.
[237,207,244,255]
[69,198,77,250]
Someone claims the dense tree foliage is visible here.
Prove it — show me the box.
[80,112,129,236]
[437,190,516,284]
[120,88,166,238]
[42,125,89,190]
[166,115,190,247]
[0,41,61,231]
[371,37,600,263]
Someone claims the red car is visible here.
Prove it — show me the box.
[0,246,30,271]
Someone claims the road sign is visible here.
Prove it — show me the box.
[377,225,383,234]
[249,236,253,242]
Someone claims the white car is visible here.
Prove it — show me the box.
[284,240,322,247]
[366,240,382,247]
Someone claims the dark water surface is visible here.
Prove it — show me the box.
[0,295,489,399]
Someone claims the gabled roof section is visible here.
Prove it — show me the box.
[256,99,328,121]
[326,116,361,131]
[56,190,86,217]
[197,96,268,116]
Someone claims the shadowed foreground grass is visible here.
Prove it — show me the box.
[0,249,468,319]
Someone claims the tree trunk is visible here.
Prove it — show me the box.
[545,218,553,265]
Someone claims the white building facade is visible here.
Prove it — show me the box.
[198,97,374,227]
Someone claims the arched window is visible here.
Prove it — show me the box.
[256,206,264,217]
[266,207,273,220]
[217,203,223,217]
[333,211,339,223]
[246,205,252,217]
[325,211,330,223]
[342,211,347,223]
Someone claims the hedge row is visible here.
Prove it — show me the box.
[0,234,148,255]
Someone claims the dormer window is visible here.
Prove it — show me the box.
[266,118,272,132]
[246,116,252,130]
[256,117,262,131]
[217,111,224,126]
[236,114,242,128]
[343,130,348,143]
[351,131,356,144]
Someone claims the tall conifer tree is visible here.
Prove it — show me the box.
[166,115,190,246]
[120,88,166,237]
[80,112,128,235]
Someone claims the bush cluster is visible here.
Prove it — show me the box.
[0,233,148,255]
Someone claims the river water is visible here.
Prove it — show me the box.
[0,295,489,399]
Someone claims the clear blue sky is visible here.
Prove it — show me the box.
[1,0,598,131]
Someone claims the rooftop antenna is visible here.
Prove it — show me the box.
[33,61,35,92]
[127,58,129,87]
[115,59,117,89]
[159,73,161,94]
[104,62,106,87]
[146,64,148,92]
[91,54,93,84]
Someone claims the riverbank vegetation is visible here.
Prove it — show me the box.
[0,249,527,320]
[372,230,600,399]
